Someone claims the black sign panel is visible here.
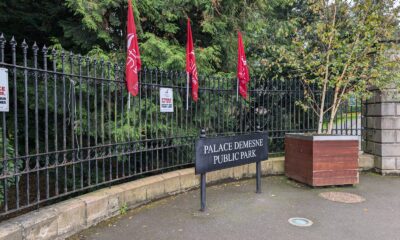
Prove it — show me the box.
[195,132,268,174]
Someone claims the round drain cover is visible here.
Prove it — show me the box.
[288,217,313,227]
[319,192,365,204]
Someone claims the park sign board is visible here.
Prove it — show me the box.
[195,132,268,174]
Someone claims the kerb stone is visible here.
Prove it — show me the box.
[77,191,109,226]
[143,176,166,200]
[178,169,200,190]
[119,181,147,208]
[0,222,22,240]
[161,171,181,195]
[53,198,85,238]
[15,208,58,240]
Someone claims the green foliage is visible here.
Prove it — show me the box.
[266,0,400,133]
[0,0,306,77]
[0,129,19,205]
[119,202,128,215]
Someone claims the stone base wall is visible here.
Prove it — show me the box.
[363,88,400,174]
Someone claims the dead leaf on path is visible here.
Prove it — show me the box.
[319,192,365,203]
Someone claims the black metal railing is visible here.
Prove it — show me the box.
[0,34,361,218]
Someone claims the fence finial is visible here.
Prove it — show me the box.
[200,129,206,138]
[0,33,6,44]
[21,39,27,46]
[10,36,17,46]
[32,42,38,51]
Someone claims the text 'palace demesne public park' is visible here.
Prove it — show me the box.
[0,0,400,239]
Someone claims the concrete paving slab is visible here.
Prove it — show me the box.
[68,173,400,240]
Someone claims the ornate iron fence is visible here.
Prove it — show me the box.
[0,34,361,218]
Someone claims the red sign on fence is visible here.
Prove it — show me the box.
[160,88,174,112]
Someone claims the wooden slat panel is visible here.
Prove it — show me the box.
[313,169,358,178]
[312,176,359,186]
[285,136,359,186]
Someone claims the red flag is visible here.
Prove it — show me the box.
[186,18,199,101]
[126,0,141,96]
[237,31,250,99]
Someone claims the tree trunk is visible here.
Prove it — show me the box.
[318,3,336,134]
[317,108,325,134]
[327,85,341,134]
[327,107,336,134]
[317,85,327,134]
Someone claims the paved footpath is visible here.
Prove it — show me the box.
[69,173,400,240]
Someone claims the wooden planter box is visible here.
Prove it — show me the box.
[285,134,359,187]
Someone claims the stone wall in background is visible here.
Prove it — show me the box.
[363,87,400,174]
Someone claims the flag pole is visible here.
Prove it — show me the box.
[186,72,190,111]
[236,78,239,101]
[128,94,131,110]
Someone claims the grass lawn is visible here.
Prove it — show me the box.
[322,112,360,129]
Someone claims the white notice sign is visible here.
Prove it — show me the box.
[160,88,173,112]
[0,68,9,112]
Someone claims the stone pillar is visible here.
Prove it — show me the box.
[363,87,400,175]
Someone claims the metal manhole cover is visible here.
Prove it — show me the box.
[319,192,365,203]
[288,217,313,227]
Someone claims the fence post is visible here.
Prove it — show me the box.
[200,129,206,211]
[363,86,400,174]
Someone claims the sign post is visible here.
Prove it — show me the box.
[200,129,207,211]
[195,127,268,211]
[256,160,261,193]
[256,126,262,194]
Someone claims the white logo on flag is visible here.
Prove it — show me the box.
[127,33,135,49]
[127,33,139,74]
